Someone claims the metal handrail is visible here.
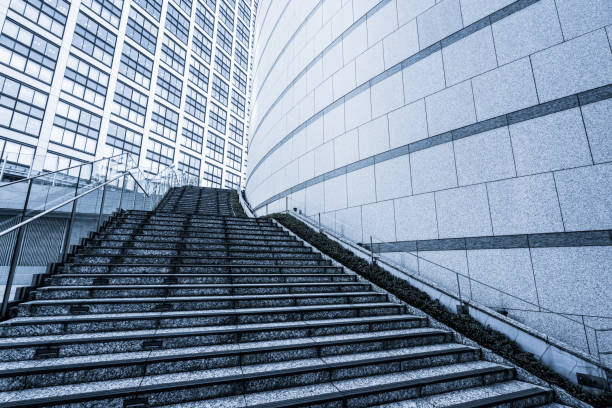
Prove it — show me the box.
[0,151,198,319]
[0,170,132,239]
[126,170,149,197]
[0,152,128,189]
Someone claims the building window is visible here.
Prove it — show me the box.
[206,131,224,163]
[0,139,35,168]
[228,116,243,145]
[214,48,231,80]
[126,7,158,55]
[156,66,183,107]
[178,151,200,176]
[106,121,142,157]
[185,87,207,122]
[9,0,69,37]
[211,74,229,105]
[195,2,214,38]
[161,34,186,75]
[192,28,211,64]
[208,103,226,134]
[224,171,240,189]
[173,0,192,16]
[203,0,216,12]
[203,161,222,188]
[226,142,241,171]
[165,4,189,45]
[189,57,209,92]
[218,0,234,30]
[151,101,179,141]
[119,42,154,89]
[145,138,174,174]
[0,73,48,137]
[81,0,123,28]
[62,54,109,108]
[181,117,204,153]
[51,100,101,154]
[236,19,249,46]
[233,67,247,93]
[231,90,245,118]
[72,12,116,67]
[237,0,250,24]
[234,42,248,71]
[133,0,161,21]
[216,24,232,54]
[42,151,85,175]
[0,19,60,84]
[112,81,148,126]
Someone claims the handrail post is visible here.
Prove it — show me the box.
[61,166,83,263]
[96,159,111,231]
[0,155,6,183]
[456,273,463,303]
[370,236,375,265]
[118,159,129,210]
[1,178,33,317]
[581,315,592,355]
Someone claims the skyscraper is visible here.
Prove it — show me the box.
[0,0,257,188]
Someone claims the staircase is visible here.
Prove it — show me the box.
[0,186,567,407]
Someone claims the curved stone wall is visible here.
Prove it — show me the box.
[246,0,612,361]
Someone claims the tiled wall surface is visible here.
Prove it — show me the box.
[245,0,612,358]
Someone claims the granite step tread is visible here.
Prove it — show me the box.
[1,302,403,324]
[79,246,312,253]
[363,380,552,408]
[62,263,335,268]
[23,291,383,304]
[0,360,512,406]
[71,254,324,261]
[0,314,427,346]
[34,282,367,291]
[0,334,470,375]
[51,273,350,278]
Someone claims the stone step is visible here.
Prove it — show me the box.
[0,334,474,391]
[31,282,373,299]
[0,315,428,362]
[125,211,255,222]
[0,361,515,407]
[62,263,342,274]
[97,233,297,245]
[88,238,304,249]
[250,379,552,408]
[70,253,325,264]
[0,303,405,336]
[109,220,277,230]
[98,229,292,239]
[78,246,314,256]
[47,273,356,286]
[18,292,388,316]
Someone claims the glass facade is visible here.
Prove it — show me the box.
[0,0,256,187]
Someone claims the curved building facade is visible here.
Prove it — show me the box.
[245,1,612,359]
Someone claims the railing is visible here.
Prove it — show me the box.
[0,153,197,318]
[272,196,612,373]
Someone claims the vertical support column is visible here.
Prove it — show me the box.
[61,166,83,262]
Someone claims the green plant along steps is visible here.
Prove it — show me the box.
[268,213,612,408]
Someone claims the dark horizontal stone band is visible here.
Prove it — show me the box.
[362,230,612,253]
